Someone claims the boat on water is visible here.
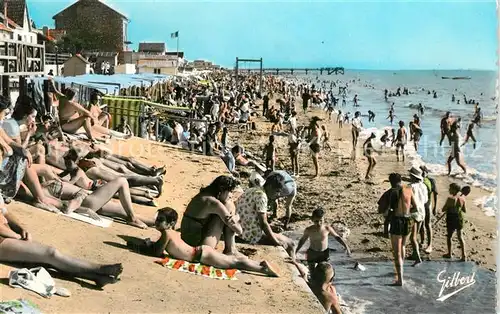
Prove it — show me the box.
[441,76,471,80]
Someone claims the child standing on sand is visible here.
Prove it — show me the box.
[263,135,277,171]
[295,208,351,274]
[320,125,332,151]
[288,131,300,177]
[363,133,379,180]
[337,110,343,128]
[221,127,229,148]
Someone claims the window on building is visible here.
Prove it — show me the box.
[154,68,161,74]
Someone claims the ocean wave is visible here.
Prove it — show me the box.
[356,124,497,214]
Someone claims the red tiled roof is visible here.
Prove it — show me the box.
[0,0,27,28]
[0,22,12,32]
[0,12,21,29]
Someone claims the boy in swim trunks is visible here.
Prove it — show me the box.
[148,208,280,277]
[320,125,332,151]
[295,208,351,274]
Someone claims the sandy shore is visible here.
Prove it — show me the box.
[0,138,324,313]
[230,101,496,271]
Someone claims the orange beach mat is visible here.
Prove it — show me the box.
[155,257,239,280]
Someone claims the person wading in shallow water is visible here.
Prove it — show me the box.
[388,173,417,286]
[408,167,427,267]
[439,111,452,146]
[419,165,438,254]
[446,123,467,176]
[393,121,407,162]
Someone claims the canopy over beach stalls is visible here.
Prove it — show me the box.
[31,73,193,137]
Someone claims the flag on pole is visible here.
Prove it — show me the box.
[171,31,179,39]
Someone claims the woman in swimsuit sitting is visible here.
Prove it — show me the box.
[180,176,243,255]
[0,202,122,288]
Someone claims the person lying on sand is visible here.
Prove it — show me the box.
[295,208,351,274]
[0,202,122,288]
[145,208,279,277]
[293,261,342,314]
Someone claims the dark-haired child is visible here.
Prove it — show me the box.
[138,207,280,277]
[263,135,277,171]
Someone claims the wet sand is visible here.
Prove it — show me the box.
[231,100,496,271]
[0,137,324,313]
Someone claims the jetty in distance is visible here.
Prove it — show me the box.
[238,67,345,75]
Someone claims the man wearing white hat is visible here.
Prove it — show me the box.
[408,166,428,266]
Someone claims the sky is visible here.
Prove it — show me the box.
[28,0,498,70]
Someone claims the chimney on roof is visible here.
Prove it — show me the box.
[3,0,7,28]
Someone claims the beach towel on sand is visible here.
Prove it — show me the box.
[155,256,239,280]
[0,300,41,314]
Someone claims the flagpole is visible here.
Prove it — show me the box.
[176,32,179,74]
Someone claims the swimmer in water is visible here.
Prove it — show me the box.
[461,122,477,149]
[387,110,396,125]
[368,110,375,123]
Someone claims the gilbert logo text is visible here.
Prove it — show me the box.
[436,270,476,302]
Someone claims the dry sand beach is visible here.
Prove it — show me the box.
[0,98,494,314]
[0,137,323,314]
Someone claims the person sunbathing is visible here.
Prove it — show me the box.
[85,149,166,177]
[146,207,279,277]
[0,203,122,288]
[20,172,151,228]
[56,150,157,207]
[48,80,130,143]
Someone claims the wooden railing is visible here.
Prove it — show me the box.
[45,52,72,65]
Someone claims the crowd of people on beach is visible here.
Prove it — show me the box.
[0,68,486,314]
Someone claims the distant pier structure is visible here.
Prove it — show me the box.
[238,67,345,75]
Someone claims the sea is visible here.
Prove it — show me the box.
[287,232,497,314]
[290,70,498,216]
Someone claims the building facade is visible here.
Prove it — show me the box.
[53,0,129,52]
